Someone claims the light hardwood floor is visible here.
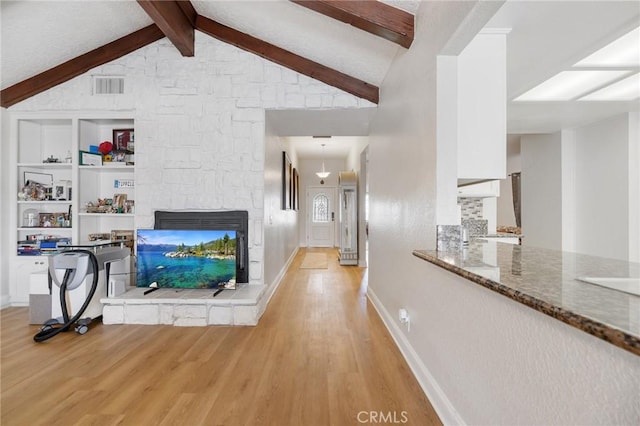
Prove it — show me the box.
[1,248,441,425]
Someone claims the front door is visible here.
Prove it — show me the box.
[307,186,335,247]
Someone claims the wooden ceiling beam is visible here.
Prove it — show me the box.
[1,25,164,108]
[176,0,197,27]
[195,14,378,104]
[291,0,414,48]
[136,0,195,56]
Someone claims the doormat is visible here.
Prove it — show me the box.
[300,253,328,269]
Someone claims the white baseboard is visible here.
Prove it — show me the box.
[0,294,11,309]
[263,246,299,307]
[367,288,465,426]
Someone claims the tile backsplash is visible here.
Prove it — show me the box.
[459,197,484,220]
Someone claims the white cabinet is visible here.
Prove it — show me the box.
[11,257,47,306]
[457,31,508,180]
[457,180,500,198]
[8,112,135,306]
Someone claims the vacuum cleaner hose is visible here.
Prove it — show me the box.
[33,250,100,343]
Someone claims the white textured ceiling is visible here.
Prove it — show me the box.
[191,0,400,86]
[486,1,640,133]
[2,1,638,140]
[1,1,153,88]
[287,136,362,160]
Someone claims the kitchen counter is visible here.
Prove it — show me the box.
[413,241,640,356]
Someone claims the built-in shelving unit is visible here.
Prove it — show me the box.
[8,112,135,305]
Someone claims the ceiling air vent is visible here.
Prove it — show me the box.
[93,76,125,95]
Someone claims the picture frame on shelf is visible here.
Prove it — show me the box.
[23,171,53,187]
[38,212,68,228]
[79,150,102,166]
[113,128,134,152]
[53,180,71,200]
[112,150,127,162]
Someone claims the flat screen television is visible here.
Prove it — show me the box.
[136,229,237,290]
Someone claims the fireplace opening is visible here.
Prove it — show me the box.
[152,210,249,284]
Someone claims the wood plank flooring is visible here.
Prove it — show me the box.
[1,248,441,425]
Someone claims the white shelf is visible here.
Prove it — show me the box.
[9,112,136,306]
[17,227,72,232]
[78,213,134,217]
[17,163,72,169]
[18,200,72,204]
[79,164,134,170]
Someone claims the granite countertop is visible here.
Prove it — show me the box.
[413,241,640,356]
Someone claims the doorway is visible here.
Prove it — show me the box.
[306,186,336,247]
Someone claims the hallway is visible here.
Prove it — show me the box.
[1,248,440,425]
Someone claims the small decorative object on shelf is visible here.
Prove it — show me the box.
[112,151,126,162]
[111,229,134,249]
[88,233,111,241]
[23,209,40,227]
[85,197,134,214]
[113,193,127,212]
[18,181,49,201]
[114,179,134,189]
[43,155,60,163]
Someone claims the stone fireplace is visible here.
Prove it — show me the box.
[101,210,267,326]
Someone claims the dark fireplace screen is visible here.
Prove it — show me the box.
[154,210,249,283]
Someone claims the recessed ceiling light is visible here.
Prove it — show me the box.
[513,70,630,101]
[578,73,640,101]
[574,27,640,67]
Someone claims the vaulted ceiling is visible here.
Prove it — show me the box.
[2,1,638,136]
[0,0,419,108]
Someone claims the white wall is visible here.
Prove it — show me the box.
[345,137,369,172]
[372,259,640,425]
[574,113,631,261]
[1,108,9,307]
[366,1,640,423]
[297,157,345,247]
[521,132,563,250]
[629,112,640,263]
[367,0,505,423]
[5,32,371,293]
[518,113,639,261]
[263,122,298,288]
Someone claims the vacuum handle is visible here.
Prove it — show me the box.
[48,252,91,290]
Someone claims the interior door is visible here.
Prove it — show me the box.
[307,186,335,247]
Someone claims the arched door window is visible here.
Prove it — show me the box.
[312,193,329,223]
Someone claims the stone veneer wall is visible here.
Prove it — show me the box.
[9,32,373,287]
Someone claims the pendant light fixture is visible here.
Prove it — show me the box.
[316,143,330,184]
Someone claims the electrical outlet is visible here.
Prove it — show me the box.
[398,308,410,332]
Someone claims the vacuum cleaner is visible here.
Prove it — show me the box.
[34,245,130,342]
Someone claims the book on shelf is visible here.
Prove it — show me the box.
[17,237,71,256]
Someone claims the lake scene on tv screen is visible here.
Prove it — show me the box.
[137,229,237,289]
